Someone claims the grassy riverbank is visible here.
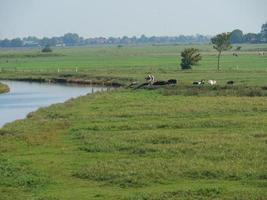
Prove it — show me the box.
[0,82,9,93]
[0,44,267,199]
[0,87,267,200]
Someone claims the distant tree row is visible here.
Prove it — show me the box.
[0,33,211,48]
[0,23,266,48]
[230,22,267,43]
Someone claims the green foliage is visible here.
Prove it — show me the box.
[260,22,267,40]
[230,29,243,44]
[41,45,53,53]
[63,33,80,46]
[211,33,232,70]
[180,48,202,69]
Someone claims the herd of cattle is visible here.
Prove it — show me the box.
[129,75,235,89]
[143,75,234,86]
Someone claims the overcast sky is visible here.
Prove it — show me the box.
[0,0,267,39]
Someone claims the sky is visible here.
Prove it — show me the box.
[0,0,267,39]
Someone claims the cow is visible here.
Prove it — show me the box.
[208,80,217,85]
[193,80,205,85]
[227,80,234,85]
[233,53,238,57]
[167,79,177,85]
[145,74,155,85]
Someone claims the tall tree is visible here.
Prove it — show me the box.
[211,33,232,70]
[63,33,80,46]
[230,29,243,43]
[180,48,202,70]
[260,22,267,42]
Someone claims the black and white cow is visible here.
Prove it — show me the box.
[145,74,155,85]
[193,80,205,85]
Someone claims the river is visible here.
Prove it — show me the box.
[0,80,107,127]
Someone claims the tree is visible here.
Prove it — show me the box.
[243,33,261,43]
[260,22,267,42]
[63,33,80,46]
[10,38,23,47]
[211,33,232,70]
[0,39,11,47]
[41,44,52,53]
[230,29,243,43]
[40,37,51,46]
[180,48,202,70]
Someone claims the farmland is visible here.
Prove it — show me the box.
[0,44,267,200]
[0,44,267,85]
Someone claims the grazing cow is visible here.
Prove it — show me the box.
[227,80,234,85]
[153,81,168,86]
[208,80,217,85]
[167,79,177,85]
[145,74,155,85]
[258,52,265,56]
[233,53,238,57]
[193,80,205,85]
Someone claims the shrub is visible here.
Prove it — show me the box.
[41,45,52,53]
[180,48,202,69]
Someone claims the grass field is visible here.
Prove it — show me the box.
[0,88,267,199]
[0,44,267,199]
[0,44,267,86]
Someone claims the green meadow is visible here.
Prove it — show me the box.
[0,44,267,199]
[0,44,267,85]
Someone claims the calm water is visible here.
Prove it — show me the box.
[0,81,106,127]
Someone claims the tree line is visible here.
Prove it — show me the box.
[0,23,266,48]
[0,34,210,48]
[230,22,267,44]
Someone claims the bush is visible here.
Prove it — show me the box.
[180,48,201,69]
[41,45,52,53]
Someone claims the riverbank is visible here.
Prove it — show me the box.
[0,88,266,199]
[0,71,126,87]
[0,82,9,93]
[0,44,267,199]
[0,80,102,128]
